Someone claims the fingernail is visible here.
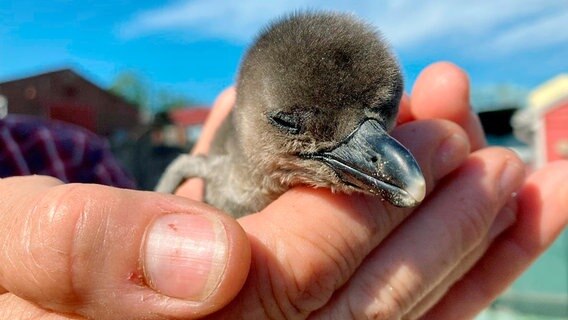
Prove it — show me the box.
[488,198,518,240]
[435,133,469,170]
[143,213,228,301]
[499,159,525,196]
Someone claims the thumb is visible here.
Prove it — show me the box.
[0,176,250,320]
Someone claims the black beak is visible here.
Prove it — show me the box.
[303,119,425,207]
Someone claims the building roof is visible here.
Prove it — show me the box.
[512,74,568,144]
[168,107,210,126]
[0,68,142,136]
[528,74,568,111]
[0,68,139,110]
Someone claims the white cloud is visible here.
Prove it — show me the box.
[117,0,568,53]
[489,9,568,53]
[117,0,302,43]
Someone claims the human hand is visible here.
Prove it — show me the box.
[172,62,567,319]
[0,176,251,319]
[400,63,568,318]
[2,62,565,320]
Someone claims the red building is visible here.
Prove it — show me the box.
[513,74,568,167]
[168,107,211,145]
[535,96,568,165]
[0,69,140,137]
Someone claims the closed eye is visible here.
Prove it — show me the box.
[367,101,398,121]
[268,111,302,134]
[367,106,382,113]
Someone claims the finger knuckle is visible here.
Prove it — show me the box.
[18,183,94,307]
[456,194,495,245]
[252,224,358,319]
[285,246,347,318]
[346,279,405,320]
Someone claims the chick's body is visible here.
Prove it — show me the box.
[156,12,425,217]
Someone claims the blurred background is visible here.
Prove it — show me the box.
[0,1,566,318]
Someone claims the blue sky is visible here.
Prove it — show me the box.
[1,0,567,109]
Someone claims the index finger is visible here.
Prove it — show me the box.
[192,87,236,155]
[175,87,236,199]
[402,62,487,151]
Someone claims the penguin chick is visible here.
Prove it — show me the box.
[156,12,426,218]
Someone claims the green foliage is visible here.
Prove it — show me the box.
[109,71,149,110]
[108,71,196,113]
[157,89,194,111]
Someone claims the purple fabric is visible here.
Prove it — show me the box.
[0,115,136,189]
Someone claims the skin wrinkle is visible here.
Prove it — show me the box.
[0,294,44,320]
[260,226,302,319]
[31,187,78,305]
[344,198,405,269]
[98,204,116,270]
[265,250,290,320]
[275,195,384,317]
[288,230,343,313]
[352,271,404,320]
[453,197,494,253]
[345,301,360,320]
[458,159,513,250]
[71,195,91,306]
[347,194,398,247]
[237,233,287,320]
[15,184,89,313]
[259,215,352,319]
[404,205,513,320]
[0,182,22,291]
[248,262,273,320]
[364,198,402,242]
[312,208,359,270]
[271,240,306,319]
[294,272,335,316]
[382,264,424,317]
[429,161,498,260]
[419,229,525,320]
[0,208,13,286]
[333,225,358,270]
[285,273,307,320]
[74,186,139,316]
[343,265,390,319]
[58,184,96,311]
[9,203,36,293]
[78,202,105,276]
[27,244,47,301]
[34,189,79,291]
[405,241,485,319]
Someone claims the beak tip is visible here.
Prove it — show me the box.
[406,176,426,204]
